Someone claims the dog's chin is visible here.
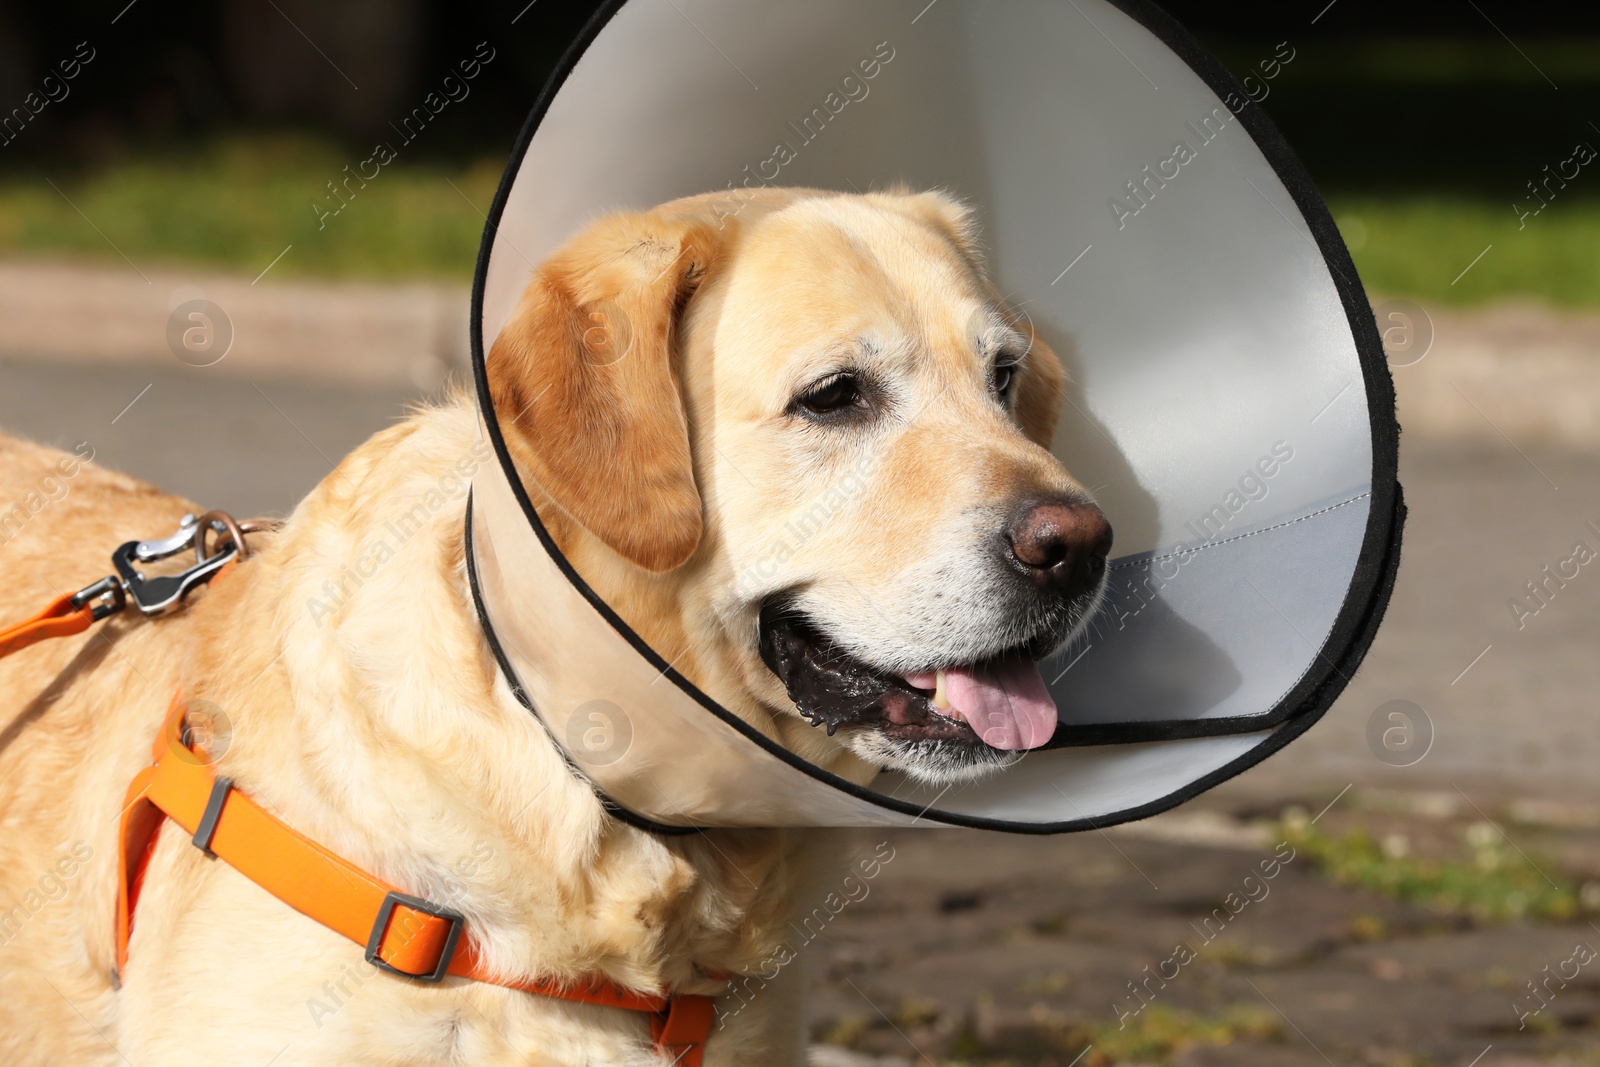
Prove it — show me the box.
[756,597,1080,786]
[842,728,1022,785]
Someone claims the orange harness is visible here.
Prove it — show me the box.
[0,521,718,1065]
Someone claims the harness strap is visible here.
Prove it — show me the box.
[1,535,719,1063]
[0,594,94,659]
[118,695,717,1064]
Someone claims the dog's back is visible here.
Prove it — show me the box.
[0,433,197,1064]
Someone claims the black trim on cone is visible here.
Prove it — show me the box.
[467,0,1405,833]
[464,495,700,837]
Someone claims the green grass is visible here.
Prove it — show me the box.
[1331,194,1600,307]
[937,1004,1280,1067]
[2,136,1597,306]
[824,1002,1280,1067]
[1077,1005,1280,1067]
[1283,817,1584,923]
[0,135,501,281]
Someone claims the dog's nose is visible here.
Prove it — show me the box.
[1005,498,1113,598]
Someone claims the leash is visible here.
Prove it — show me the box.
[1,512,719,1064]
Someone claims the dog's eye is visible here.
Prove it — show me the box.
[993,362,1019,402]
[797,373,865,416]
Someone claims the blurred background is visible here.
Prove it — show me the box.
[2,1,1598,1063]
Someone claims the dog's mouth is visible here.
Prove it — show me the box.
[757,601,1059,752]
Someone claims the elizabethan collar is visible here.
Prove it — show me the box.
[467,0,1402,832]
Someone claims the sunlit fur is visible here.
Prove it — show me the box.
[491,188,1101,786]
[0,187,1100,1065]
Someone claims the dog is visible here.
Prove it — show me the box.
[0,185,1111,1065]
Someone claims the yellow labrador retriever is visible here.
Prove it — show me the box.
[0,186,1111,1065]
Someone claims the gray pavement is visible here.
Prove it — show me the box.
[0,357,425,519]
[814,812,1600,1065]
[1224,440,1600,807]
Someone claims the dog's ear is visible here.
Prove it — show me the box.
[1013,332,1066,449]
[487,208,720,573]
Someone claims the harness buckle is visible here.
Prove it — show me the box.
[365,891,464,983]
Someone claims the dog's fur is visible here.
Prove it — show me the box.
[0,187,1093,1064]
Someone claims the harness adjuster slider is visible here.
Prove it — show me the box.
[365,891,464,983]
[191,777,233,857]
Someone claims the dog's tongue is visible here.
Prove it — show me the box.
[942,659,1058,751]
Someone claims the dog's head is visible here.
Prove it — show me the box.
[487,187,1111,786]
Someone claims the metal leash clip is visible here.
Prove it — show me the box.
[69,511,271,621]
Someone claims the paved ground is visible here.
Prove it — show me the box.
[1226,441,1600,805]
[812,799,1600,1066]
[0,259,469,390]
[3,274,1599,1064]
[0,356,424,519]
